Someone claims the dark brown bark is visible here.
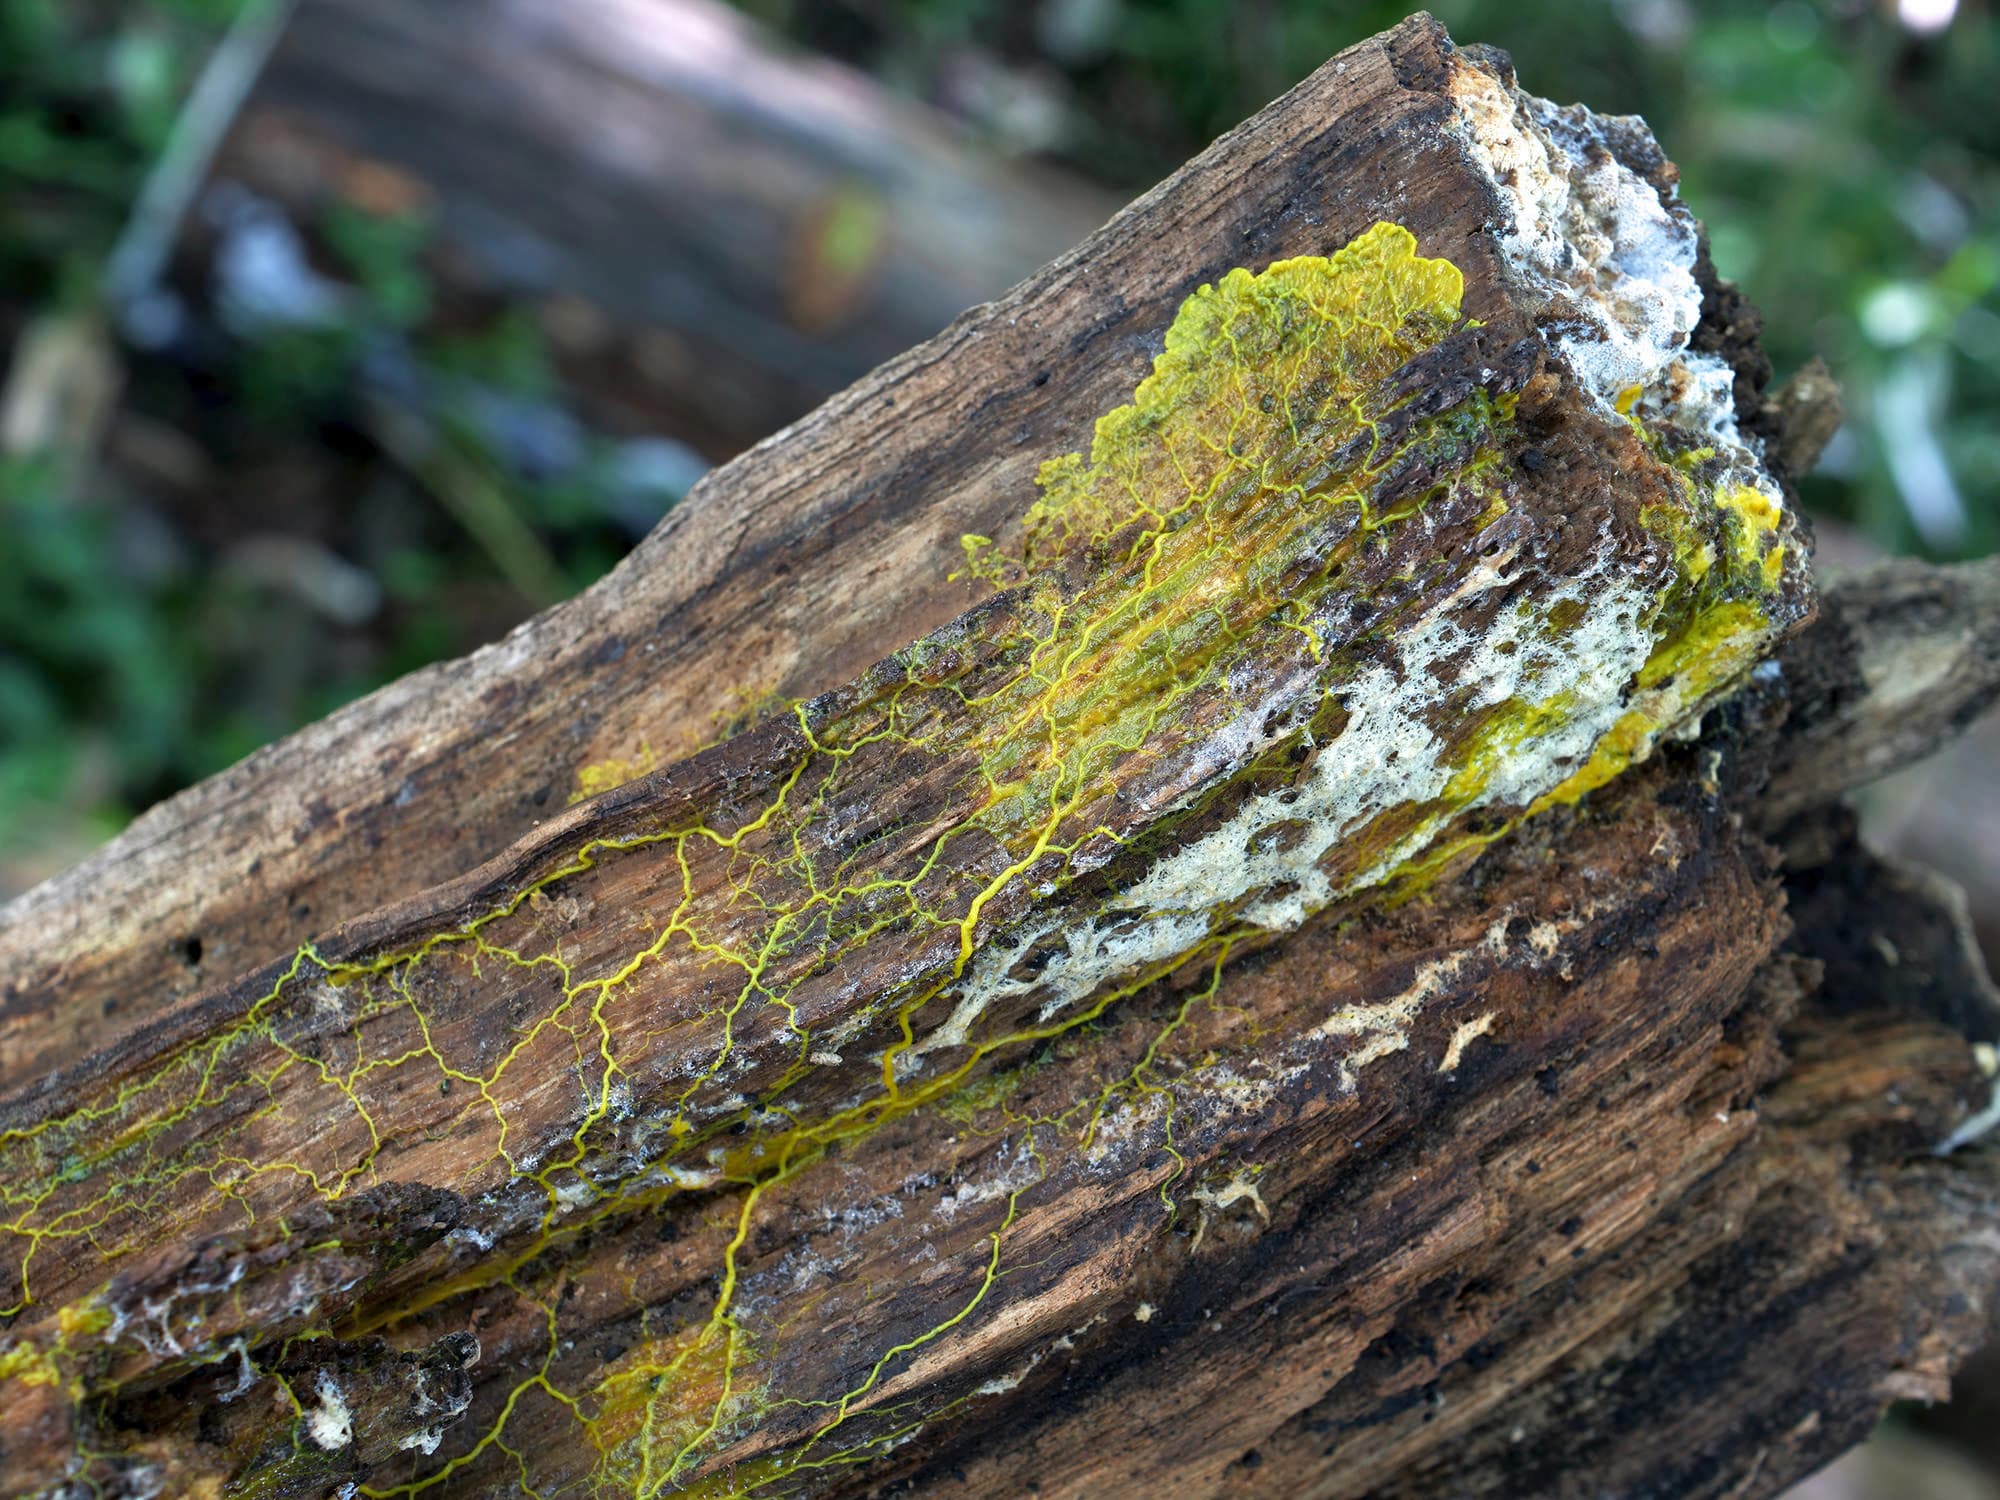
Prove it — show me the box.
[2,8,1506,1098]
[2,16,1997,1500]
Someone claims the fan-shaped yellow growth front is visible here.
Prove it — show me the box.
[0,220,1806,1499]
[1017,221,1465,572]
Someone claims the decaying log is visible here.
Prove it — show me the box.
[124,0,1115,462]
[3,15,1998,1499]
[1767,553,2000,826]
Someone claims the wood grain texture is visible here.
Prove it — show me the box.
[1768,555,2000,824]
[2,15,1998,1500]
[0,15,1499,1095]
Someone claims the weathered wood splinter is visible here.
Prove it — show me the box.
[3,16,1997,1500]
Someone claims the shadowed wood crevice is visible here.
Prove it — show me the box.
[2,14,1998,1500]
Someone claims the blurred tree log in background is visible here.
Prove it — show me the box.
[4,16,2000,1499]
[132,0,1116,462]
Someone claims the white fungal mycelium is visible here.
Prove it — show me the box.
[917,556,1651,1065]
[1446,56,1782,498]
[305,1368,354,1451]
[1438,1012,1499,1074]
[903,61,1795,1085]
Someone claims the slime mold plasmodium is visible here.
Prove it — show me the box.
[0,218,1804,1497]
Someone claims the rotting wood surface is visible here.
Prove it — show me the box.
[3,16,1999,1500]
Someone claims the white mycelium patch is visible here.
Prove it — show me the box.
[917,551,1653,1063]
[1439,1012,1498,1074]
[1146,557,1655,931]
[1188,1166,1271,1251]
[1449,60,1702,405]
[1313,912,1576,1089]
[907,62,1796,1079]
[1446,56,1788,515]
[933,1138,1041,1224]
[305,1369,354,1451]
